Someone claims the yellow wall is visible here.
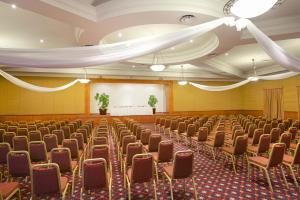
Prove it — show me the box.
[172,81,243,111]
[0,77,85,115]
[241,75,300,112]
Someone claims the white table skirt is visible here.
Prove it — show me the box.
[109,106,153,116]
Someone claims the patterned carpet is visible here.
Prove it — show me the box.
[4,121,300,199]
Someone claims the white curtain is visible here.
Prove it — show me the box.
[0,17,232,68]
[0,69,79,92]
[189,79,250,91]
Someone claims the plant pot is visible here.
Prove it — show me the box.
[99,108,107,115]
[152,108,156,115]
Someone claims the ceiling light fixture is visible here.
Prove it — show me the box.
[179,14,196,24]
[11,4,16,9]
[248,58,259,81]
[78,68,91,84]
[225,53,229,56]
[178,65,188,85]
[118,32,122,38]
[224,0,285,19]
[39,39,44,43]
[150,54,166,72]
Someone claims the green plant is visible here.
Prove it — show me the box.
[94,92,109,109]
[148,95,158,108]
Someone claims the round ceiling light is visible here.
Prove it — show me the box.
[179,14,196,24]
[150,64,166,72]
[178,80,188,85]
[224,0,285,18]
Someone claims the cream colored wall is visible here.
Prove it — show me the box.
[172,81,243,111]
[0,77,85,115]
[241,75,300,112]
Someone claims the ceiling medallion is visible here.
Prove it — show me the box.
[223,0,285,18]
[179,14,196,24]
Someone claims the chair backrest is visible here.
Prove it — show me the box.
[17,128,28,137]
[270,128,280,143]
[39,127,50,138]
[31,163,62,197]
[164,119,171,129]
[271,120,278,129]
[213,131,225,147]
[50,148,72,173]
[233,136,248,155]
[267,143,285,168]
[0,143,10,164]
[92,137,107,146]
[186,124,196,137]
[3,132,16,148]
[0,124,8,131]
[159,118,166,126]
[7,126,17,134]
[177,122,186,134]
[121,135,136,154]
[43,134,58,152]
[172,150,194,179]
[292,142,300,165]
[158,140,173,163]
[148,134,161,152]
[90,145,110,165]
[288,127,297,140]
[0,129,4,143]
[71,133,85,150]
[61,126,71,139]
[277,123,285,135]
[248,124,257,138]
[170,120,178,131]
[197,127,208,142]
[258,121,265,129]
[232,129,244,146]
[62,139,79,160]
[29,141,48,162]
[13,136,28,151]
[52,130,65,145]
[77,129,88,143]
[29,131,42,142]
[257,134,271,154]
[251,129,263,145]
[82,158,108,190]
[126,143,143,167]
[140,129,151,145]
[131,154,153,183]
[7,151,31,177]
[28,125,37,132]
[279,132,291,149]
[283,120,290,131]
[263,124,271,135]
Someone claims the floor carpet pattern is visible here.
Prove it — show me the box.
[3,121,300,199]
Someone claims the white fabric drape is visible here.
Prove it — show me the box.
[258,71,299,80]
[0,17,232,68]
[189,79,250,91]
[0,69,79,92]
[245,19,300,72]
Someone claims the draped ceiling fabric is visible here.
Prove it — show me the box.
[264,88,284,120]
[297,86,300,119]
[0,17,300,92]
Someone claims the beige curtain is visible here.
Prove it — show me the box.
[297,86,300,119]
[264,88,283,120]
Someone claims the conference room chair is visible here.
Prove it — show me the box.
[154,118,160,132]
[205,131,225,161]
[144,134,161,153]
[120,135,136,164]
[54,123,61,130]
[31,163,69,200]
[174,122,186,143]
[271,120,278,129]
[283,120,290,131]
[263,124,271,135]
[151,140,173,181]
[248,129,263,146]
[43,134,58,152]
[159,118,166,133]
[279,132,292,153]
[0,174,21,200]
[7,127,17,135]
[248,143,287,192]
[163,119,171,138]
[270,128,281,144]
[222,135,248,174]
[288,127,298,142]
[181,124,196,147]
[35,123,43,130]
[38,127,50,139]
[162,150,197,200]
[244,122,251,134]
[92,137,107,146]
[61,126,71,139]
[282,142,300,187]
[247,134,270,157]
[0,130,4,143]
[0,124,8,132]
[16,128,28,137]
[27,125,37,132]
[29,141,48,163]
[3,132,15,148]
[7,151,31,182]
[28,131,42,142]
[226,129,245,146]
[51,130,64,146]
[77,129,88,145]
[62,139,82,175]
[90,144,111,170]
[141,129,151,145]
[278,123,285,135]
[0,143,10,174]
[125,153,157,200]
[50,148,77,195]
[81,158,112,200]
[70,133,86,157]
[67,124,75,134]
[12,136,28,151]
[192,127,208,152]
[258,121,265,129]
[47,125,57,135]
[135,126,142,140]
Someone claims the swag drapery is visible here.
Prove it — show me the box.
[0,17,300,92]
[264,88,284,120]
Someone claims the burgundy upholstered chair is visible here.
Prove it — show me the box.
[43,134,58,152]
[92,137,107,146]
[28,141,48,163]
[247,134,270,156]
[17,128,28,137]
[0,179,21,200]
[28,131,42,142]
[3,132,15,148]
[282,142,300,187]
[144,134,161,152]
[7,151,31,181]
[12,136,28,151]
[205,131,225,161]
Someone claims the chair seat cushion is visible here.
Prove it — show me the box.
[283,154,293,164]
[247,145,258,153]
[71,161,78,170]
[205,141,214,147]
[151,152,159,162]
[60,177,68,192]
[222,146,234,154]
[162,165,173,178]
[290,143,297,150]
[0,182,19,198]
[248,156,269,167]
[143,145,149,152]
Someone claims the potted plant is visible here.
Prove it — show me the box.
[94,92,109,115]
[148,95,158,114]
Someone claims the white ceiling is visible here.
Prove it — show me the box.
[0,0,299,81]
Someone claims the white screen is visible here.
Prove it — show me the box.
[90,83,166,115]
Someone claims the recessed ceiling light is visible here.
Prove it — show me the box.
[225,53,229,56]
[171,47,175,50]
[189,39,194,43]
[39,39,44,43]
[11,4,16,9]
[118,32,122,38]
[132,65,136,68]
